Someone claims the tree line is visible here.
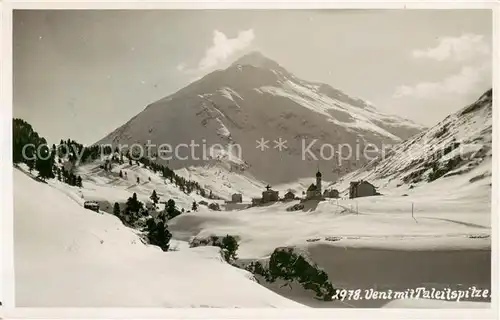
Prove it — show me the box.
[112,191,186,251]
[13,118,219,200]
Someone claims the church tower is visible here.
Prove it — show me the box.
[316,170,322,195]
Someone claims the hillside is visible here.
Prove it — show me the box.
[13,167,305,308]
[97,51,424,185]
[330,89,493,196]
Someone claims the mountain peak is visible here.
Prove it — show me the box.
[231,51,282,70]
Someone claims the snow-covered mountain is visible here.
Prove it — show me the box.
[98,52,424,185]
[330,89,493,195]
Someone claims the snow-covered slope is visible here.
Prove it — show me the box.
[330,89,493,196]
[13,167,305,307]
[98,51,424,185]
[175,164,267,201]
[75,159,202,211]
[168,90,492,258]
[68,155,267,207]
[169,184,490,260]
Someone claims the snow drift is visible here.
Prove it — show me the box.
[13,168,305,308]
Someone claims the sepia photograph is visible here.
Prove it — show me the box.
[3,4,496,313]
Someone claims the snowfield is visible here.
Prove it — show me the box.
[175,165,267,202]
[332,89,493,195]
[256,80,405,142]
[13,168,305,308]
[170,175,491,260]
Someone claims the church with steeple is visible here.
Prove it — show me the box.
[306,170,325,200]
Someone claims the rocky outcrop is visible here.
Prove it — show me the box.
[246,246,336,301]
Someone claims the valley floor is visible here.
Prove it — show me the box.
[169,196,491,258]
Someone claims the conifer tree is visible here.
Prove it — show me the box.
[113,202,121,216]
[150,190,159,205]
[36,144,55,180]
[125,192,143,217]
[146,218,172,251]
[166,199,181,220]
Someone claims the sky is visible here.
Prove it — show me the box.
[13,9,493,145]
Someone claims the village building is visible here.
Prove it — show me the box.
[231,193,243,203]
[83,200,100,213]
[252,185,279,205]
[224,193,249,210]
[305,170,325,200]
[323,189,340,198]
[349,180,378,199]
[283,191,295,201]
[262,185,279,203]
